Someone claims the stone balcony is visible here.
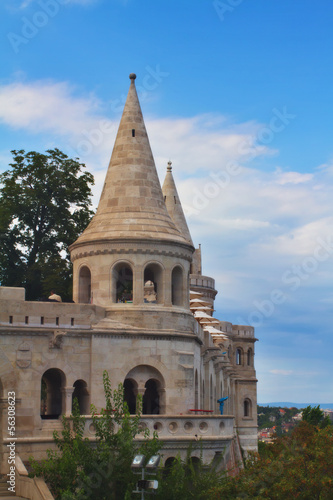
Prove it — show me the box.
[81,414,235,442]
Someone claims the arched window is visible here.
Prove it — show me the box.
[201,380,205,409]
[143,379,160,415]
[124,378,138,414]
[247,348,252,366]
[210,374,213,411]
[236,348,242,366]
[72,380,89,415]
[164,457,176,478]
[79,266,91,303]
[41,368,65,419]
[171,266,184,306]
[194,370,199,409]
[144,263,164,304]
[244,398,251,417]
[112,262,133,303]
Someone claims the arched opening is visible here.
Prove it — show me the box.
[78,266,91,303]
[124,378,138,414]
[41,368,65,419]
[194,370,199,409]
[112,262,133,303]
[201,380,205,409]
[247,348,252,366]
[144,263,164,304]
[236,348,242,366]
[143,379,160,415]
[163,457,176,478]
[72,380,89,415]
[125,365,166,414]
[210,375,213,411]
[244,398,251,417]
[171,266,184,306]
[189,456,201,471]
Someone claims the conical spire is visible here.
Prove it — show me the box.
[162,161,193,245]
[72,74,188,246]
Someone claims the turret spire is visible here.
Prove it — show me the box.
[72,74,189,246]
[162,161,193,245]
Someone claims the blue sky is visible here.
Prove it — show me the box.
[1,0,333,404]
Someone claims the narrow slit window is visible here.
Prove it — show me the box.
[71,318,74,327]
[56,317,59,326]
[25,316,29,324]
[132,129,135,137]
[9,316,13,324]
[41,317,44,325]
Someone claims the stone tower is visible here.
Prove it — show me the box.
[70,74,194,330]
[0,74,258,478]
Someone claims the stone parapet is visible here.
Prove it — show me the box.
[0,299,105,330]
[231,325,255,338]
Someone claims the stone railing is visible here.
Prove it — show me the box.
[82,414,234,441]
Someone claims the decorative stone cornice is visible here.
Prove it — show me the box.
[70,240,193,263]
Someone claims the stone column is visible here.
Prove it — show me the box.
[164,268,172,307]
[62,387,74,417]
[137,387,146,413]
[133,264,143,305]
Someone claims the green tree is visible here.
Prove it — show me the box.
[155,447,227,500]
[302,405,331,428]
[29,371,160,499]
[209,422,333,499]
[0,149,94,301]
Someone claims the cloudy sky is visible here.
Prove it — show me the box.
[1,0,333,404]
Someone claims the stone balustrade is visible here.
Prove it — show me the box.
[82,414,234,441]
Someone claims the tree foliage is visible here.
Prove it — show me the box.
[302,405,331,428]
[29,371,160,500]
[155,447,226,500]
[0,149,94,300]
[209,422,333,499]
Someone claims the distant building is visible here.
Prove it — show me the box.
[0,74,258,474]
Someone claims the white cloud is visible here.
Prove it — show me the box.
[269,369,293,376]
[275,169,313,185]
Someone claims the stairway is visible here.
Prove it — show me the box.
[0,476,28,500]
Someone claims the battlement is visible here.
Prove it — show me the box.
[231,325,255,338]
[0,287,105,330]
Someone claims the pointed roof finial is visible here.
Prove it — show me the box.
[162,162,194,246]
[129,73,137,80]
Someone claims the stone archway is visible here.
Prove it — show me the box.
[41,368,66,419]
[72,379,89,415]
[78,266,91,303]
[124,365,166,414]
